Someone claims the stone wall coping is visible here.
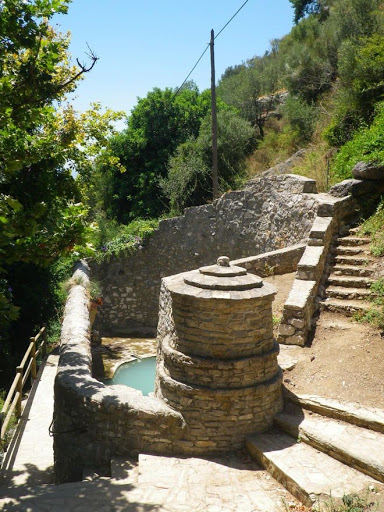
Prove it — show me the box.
[315,194,353,217]
[297,245,325,270]
[231,244,306,270]
[309,217,333,238]
[284,280,317,310]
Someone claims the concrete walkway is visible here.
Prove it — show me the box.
[0,350,59,488]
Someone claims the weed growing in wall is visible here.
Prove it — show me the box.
[92,217,159,262]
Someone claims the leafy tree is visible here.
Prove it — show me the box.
[289,0,329,24]
[0,0,122,344]
[218,49,282,138]
[161,110,255,214]
[279,16,336,102]
[94,87,217,223]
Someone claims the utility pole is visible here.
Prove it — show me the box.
[210,29,219,200]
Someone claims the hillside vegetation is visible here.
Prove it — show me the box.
[1,0,384,388]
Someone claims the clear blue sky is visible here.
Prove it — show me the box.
[54,0,294,118]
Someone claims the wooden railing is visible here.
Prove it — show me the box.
[0,325,47,443]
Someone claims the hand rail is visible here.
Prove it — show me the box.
[0,325,48,443]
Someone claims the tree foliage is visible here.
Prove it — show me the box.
[289,0,328,24]
[161,110,255,214]
[217,51,281,137]
[94,86,219,223]
[0,0,122,341]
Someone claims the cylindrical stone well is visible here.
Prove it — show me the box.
[155,256,283,454]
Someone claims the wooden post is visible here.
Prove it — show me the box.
[31,336,37,381]
[42,323,47,358]
[16,366,23,418]
[210,29,219,200]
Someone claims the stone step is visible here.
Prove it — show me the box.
[349,227,361,235]
[327,275,373,289]
[246,431,376,508]
[331,264,375,277]
[337,237,371,246]
[325,286,371,301]
[283,392,384,435]
[275,407,384,483]
[334,254,373,266]
[335,246,367,256]
[319,298,371,316]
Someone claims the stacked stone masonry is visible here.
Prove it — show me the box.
[54,171,381,482]
[91,174,320,334]
[55,260,283,482]
[155,261,283,451]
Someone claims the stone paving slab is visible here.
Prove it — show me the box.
[0,352,59,488]
[136,454,296,512]
[0,453,299,512]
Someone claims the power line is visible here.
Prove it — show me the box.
[173,44,210,97]
[215,0,250,40]
[174,0,251,97]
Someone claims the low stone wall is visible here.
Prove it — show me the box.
[91,174,319,335]
[232,244,306,276]
[53,262,186,484]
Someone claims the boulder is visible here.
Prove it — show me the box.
[329,179,379,198]
[352,161,384,180]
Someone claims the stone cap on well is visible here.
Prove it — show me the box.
[163,257,276,301]
[184,256,263,291]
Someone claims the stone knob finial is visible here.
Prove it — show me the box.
[217,256,230,267]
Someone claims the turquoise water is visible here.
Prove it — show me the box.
[109,356,156,395]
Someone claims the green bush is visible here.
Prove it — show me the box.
[282,96,318,142]
[161,110,255,214]
[331,101,384,182]
[92,215,159,262]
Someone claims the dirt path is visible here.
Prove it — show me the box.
[282,310,384,409]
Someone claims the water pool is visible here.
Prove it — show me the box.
[109,356,156,395]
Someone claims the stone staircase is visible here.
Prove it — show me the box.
[246,393,384,509]
[320,228,378,316]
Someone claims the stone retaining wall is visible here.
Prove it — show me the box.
[91,174,319,334]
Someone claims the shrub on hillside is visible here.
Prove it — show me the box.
[331,101,384,182]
